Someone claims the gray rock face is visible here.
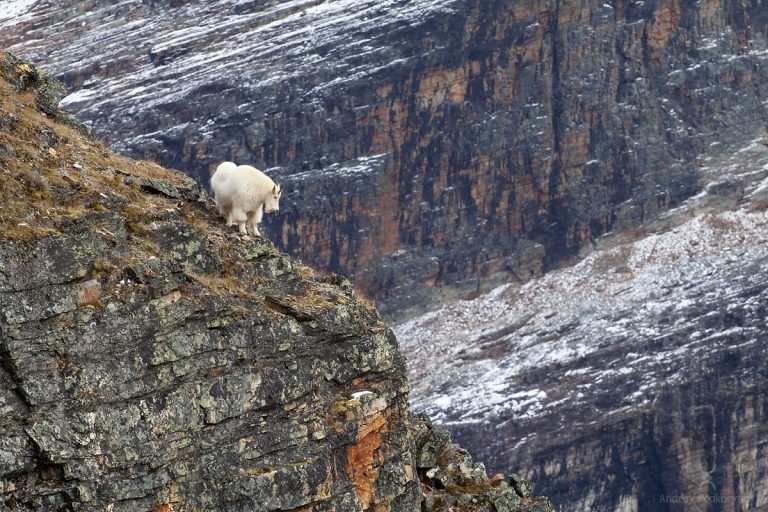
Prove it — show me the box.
[0,52,551,512]
[3,0,768,316]
[0,195,421,509]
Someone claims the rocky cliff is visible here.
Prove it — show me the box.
[396,138,768,511]
[3,0,768,316]
[0,53,552,512]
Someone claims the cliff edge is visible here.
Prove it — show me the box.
[0,53,552,512]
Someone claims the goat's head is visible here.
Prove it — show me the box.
[264,184,283,213]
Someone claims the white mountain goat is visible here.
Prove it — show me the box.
[210,161,283,236]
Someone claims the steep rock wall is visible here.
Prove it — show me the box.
[2,0,768,316]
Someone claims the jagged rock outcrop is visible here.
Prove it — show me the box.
[3,0,767,316]
[412,414,553,512]
[396,140,768,511]
[0,53,551,512]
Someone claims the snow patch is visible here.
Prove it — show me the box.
[0,0,38,22]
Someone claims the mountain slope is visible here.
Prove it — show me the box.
[395,139,768,511]
[3,0,768,316]
[0,52,552,512]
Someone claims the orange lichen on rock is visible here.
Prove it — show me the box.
[346,411,389,509]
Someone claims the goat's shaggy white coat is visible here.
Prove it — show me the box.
[210,162,282,236]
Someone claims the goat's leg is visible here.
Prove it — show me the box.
[232,208,249,235]
[247,206,263,237]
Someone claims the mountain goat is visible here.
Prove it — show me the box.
[210,161,283,236]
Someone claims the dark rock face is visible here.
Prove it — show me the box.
[4,0,768,316]
[0,52,551,512]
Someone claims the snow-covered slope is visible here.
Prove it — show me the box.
[395,140,768,510]
[1,0,458,154]
[401,200,768,422]
[0,0,38,22]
